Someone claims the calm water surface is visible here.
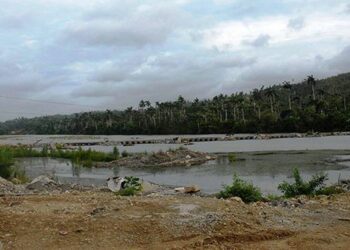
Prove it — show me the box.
[17,150,350,194]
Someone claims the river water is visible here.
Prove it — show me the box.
[16,149,350,195]
[2,135,350,194]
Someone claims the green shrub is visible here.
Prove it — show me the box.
[217,174,262,203]
[116,176,142,196]
[266,194,283,201]
[315,185,344,195]
[113,147,120,158]
[228,153,237,163]
[278,168,328,198]
[121,150,129,157]
[0,148,14,179]
[9,166,29,184]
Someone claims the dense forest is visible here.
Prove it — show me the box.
[1,73,350,135]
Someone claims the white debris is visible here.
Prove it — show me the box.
[107,177,126,192]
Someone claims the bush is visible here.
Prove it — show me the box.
[0,148,14,179]
[315,185,344,195]
[116,176,142,196]
[228,153,237,163]
[266,194,283,201]
[121,150,129,157]
[217,174,262,203]
[113,147,120,158]
[278,168,328,198]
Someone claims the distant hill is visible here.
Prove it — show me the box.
[1,72,350,135]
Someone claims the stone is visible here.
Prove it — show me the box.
[26,175,58,191]
[0,176,14,188]
[174,185,200,193]
[229,197,243,203]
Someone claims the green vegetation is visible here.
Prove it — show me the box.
[217,174,263,203]
[278,168,330,197]
[228,153,237,163]
[116,176,142,196]
[266,194,283,201]
[315,185,344,195]
[1,73,350,135]
[0,147,29,182]
[0,147,15,179]
[121,150,129,157]
[0,145,120,171]
[218,169,344,203]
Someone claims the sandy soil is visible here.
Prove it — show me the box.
[1,191,350,249]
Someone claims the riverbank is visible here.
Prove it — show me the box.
[1,188,350,249]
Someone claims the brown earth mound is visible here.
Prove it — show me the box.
[97,148,216,168]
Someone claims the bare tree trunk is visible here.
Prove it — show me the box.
[288,94,292,110]
[312,85,316,101]
[242,108,246,124]
[270,98,274,113]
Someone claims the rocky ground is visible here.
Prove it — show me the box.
[96,148,217,168]
[0,177,350,249]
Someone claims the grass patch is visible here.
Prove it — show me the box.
[0,145,120,170]
[315,185,344,195]
[266,194,284,201]
[217,174,262,203]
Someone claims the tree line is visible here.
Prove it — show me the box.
[1,72,350,135]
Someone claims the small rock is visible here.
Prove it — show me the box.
[26,175,58,191]
[174,185,200,193]
[90,207,106,216]
[59,231,68,236]
[229,197,243,203]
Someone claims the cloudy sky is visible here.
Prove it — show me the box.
[1,0,350,121]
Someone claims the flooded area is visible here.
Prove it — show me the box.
[16,150,350,195]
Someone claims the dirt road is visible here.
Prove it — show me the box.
[1,192,350,249]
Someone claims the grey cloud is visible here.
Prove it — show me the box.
[0,12,33,29]
[346,4,350,13]
[70,52,256,104]
[288,17,305,30]
[0,61,54,96]
[327,45,350,72]
[212,56,256,68]
[243,34,271,47]
[64,5,187,47]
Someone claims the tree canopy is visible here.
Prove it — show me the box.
[1,72,350,135]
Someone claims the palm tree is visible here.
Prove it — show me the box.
[283,81,293,110]
[265,87,276,114]
[307,75,316,101]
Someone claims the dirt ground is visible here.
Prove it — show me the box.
[0,191,350,250]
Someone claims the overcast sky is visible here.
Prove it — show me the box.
[1,0,350,121]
